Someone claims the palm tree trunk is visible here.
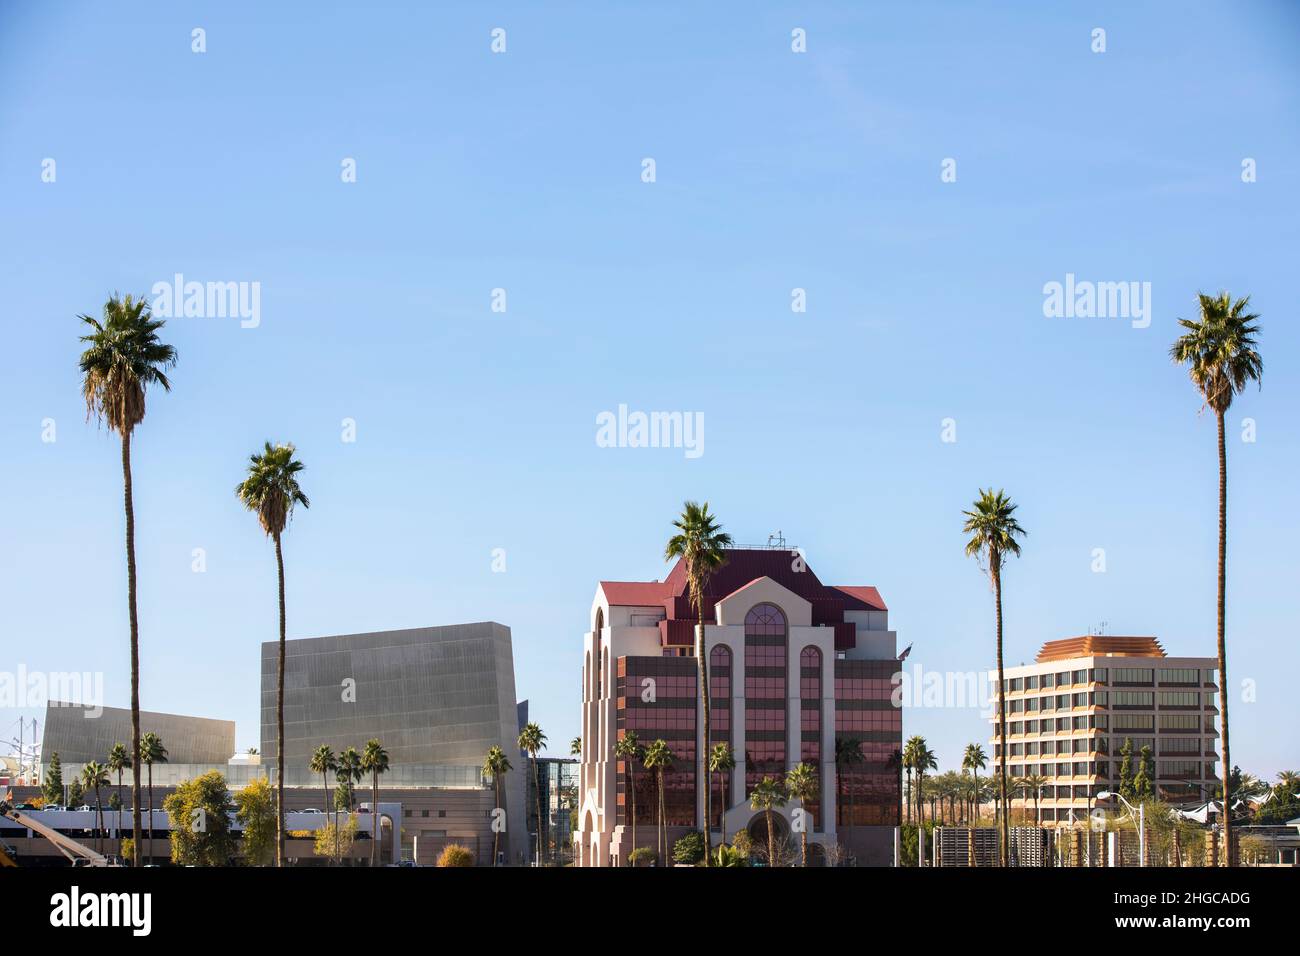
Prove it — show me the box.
[696,617,712,866]
[993,554,1010,867]
[146,763,153,865]
[533,756,544,865]
[801,827,808,867]
[1216,409,1232,867]
[766,808,776,866]
[718,769,727,844]
[371,772,379,866]
[121,431,142,868]
[657,768,665,865]
[492,775,501,866]
[274,531,286,868]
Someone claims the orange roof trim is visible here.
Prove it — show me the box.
[1036,636,1165,662]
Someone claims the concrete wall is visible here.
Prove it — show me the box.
[41,702,235,768]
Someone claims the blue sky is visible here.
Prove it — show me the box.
[2,2,1297,778]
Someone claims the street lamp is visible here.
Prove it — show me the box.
[1096,790,1145,867]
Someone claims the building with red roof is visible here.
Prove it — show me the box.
[573,546,901,867]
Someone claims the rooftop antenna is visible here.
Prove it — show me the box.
[767,530,786,549]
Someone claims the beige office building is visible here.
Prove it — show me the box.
[990,636,1219,826]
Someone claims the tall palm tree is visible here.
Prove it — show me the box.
[517,722,548,864]
[642,739,674,866]
[749,775,788,867]
[138,732,167,865]
[483,745,512,866]
[708,742,736,842]
[963,488,1026,866]
[785,762,819,866]
[835,736,863,828]
[80,761,110,854]
[107,742,131,837]
[963,744,987,824]
[360,739,389,867]
[236,441,310,868]
[78,293,177,866]
[309,745,337,863]
[570,737,581,757]
[614,731,643,862]
[664,500,732,865]
[336,747,362,812]
[1170,291,1262,868]
[913,739,937,826]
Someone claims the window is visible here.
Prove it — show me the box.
[799,646,822,830]
[1158,714,1200,732]
[1112,667,1154,685]
[1158,668,1198,684]
[1159,692,1199,708]
[1112,691,1154,708]
[1073,669,1087,684]
[745,604,787,797]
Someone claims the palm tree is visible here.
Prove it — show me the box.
[962,488,1026,866]
[138,732,167,865]
[107,742,131,836]
[309,745,337,863]
[708,742,736,842]
[336,747,362,812]
[664,500,732,865]
[963,744,987,824]
[614,731,644,862]
[886,748,904,828]
[835,736,863,827]
[749,776,788,867]
[913,740,937,826]
[785,763,819,866]
[360,739,389,867]
[642,739,674,866]
[517,722,548,864]
[236,441,310,868]
[80,761,110,854]
[1170,291,1262,868]
[570,737,581,757]
[78,293,177,866]
[482,745,513,866]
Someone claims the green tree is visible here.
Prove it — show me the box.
[1118,738,1135,800]
[664,500,732,865]
[673,831,706,865]
[139,732,168,865]
[749,776,788,867]
[569,737,581,757]
[108,742,131,831]
[1133,746,1154,800]
[67,778,84,808]
[614,730,644,862]
[309,745,338,863]
[963,744,987,823]
[42,752,64,806]
[708,742,736,842]
[1020,773,1048,826]
[80,761,110,853]
[79,293,176,866]
[482,745,512,866]
[234,777,277,866]
[164,771,234,866]
[1170,292,1263,868]
[962,487,1027,866]
[236,441,310,868]
[336,746,362,812]
[360,739,389,867]
[785,762,819,866]
[517,721,548,864]
[642,739,675,866]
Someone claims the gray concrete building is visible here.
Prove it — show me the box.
[41,701,234,769]
[260,621,526,856]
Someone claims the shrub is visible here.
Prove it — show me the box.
[673,831,705,865]
[437,843,474,867]
[627,846,656,868]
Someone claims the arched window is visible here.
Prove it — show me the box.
[744,603,787,797]
[800,646,822,830]
[593,608,604,700]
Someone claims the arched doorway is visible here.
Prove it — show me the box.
[746,811,790,865]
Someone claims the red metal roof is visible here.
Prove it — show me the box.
[601,549,886,650]
[598,581,672,606]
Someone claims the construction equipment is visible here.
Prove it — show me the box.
[0,799,119,867]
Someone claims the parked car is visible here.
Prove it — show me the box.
[74,804,94,812]
[43,805,67,812]
[298,808,324,814]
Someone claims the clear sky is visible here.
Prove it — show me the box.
[2,2,1297,779]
